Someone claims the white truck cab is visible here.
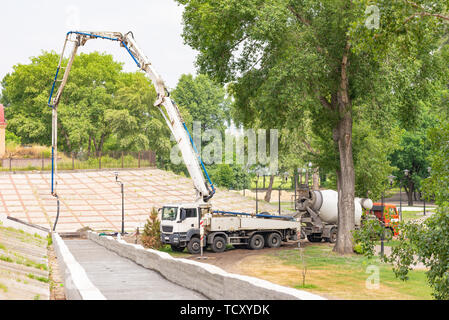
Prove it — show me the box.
[160,203,211,253]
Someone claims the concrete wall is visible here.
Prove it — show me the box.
[88,231,325,300]
[52,233,105,300]
[1,158,53,169]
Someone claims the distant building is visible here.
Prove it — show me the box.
[0,104,6,158]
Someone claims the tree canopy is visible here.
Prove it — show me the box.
[174,0,448,253]
[0,51,172,158]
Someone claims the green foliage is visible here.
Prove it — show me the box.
[386,114,449,300]
[353,120,401,200]
[208,164,251,190]
[5,130,21,144]
[352,216,384,258]
[141,208,162,249]
[0,51,170,156]
[385,208,449,300]
[175,0,446,204]
[171,74,231,133]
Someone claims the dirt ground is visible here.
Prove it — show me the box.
[47,244,66,300]
[184,241,303,273]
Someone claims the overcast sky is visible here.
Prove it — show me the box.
[0,0,197,90]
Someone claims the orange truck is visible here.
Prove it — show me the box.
[368,203,400,238]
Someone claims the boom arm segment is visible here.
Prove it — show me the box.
[49,31,215,202]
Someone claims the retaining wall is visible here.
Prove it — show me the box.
[0,213,49,238]
[52,233,105,300]
[88,231,325,300]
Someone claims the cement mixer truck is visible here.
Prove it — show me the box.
[296,185,373,243]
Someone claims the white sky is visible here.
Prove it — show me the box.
[0,0,197,90]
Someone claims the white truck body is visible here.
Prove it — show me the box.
[160,203,301,254]
[208,216,301,232]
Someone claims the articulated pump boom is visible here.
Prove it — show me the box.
[48,31,215,202]
[49,31,301,252]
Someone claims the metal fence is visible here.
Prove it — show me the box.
[0,150,157,171]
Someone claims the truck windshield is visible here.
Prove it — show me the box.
[162,207,178,221]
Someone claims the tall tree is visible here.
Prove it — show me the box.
[171,73,231,133]
[175,0,446,253]
[1,51,174,157]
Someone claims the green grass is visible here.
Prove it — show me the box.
[0,255,14,263]
[27,273,49,283]
[251,177,295,190]
[400,210,429,222]
[0,282,7,293]
[0,226,47,247]
[0,243,6,251]
[158,245,191,257]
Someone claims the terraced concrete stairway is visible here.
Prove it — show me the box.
[0,168,279,233]
[0,226,49,300]
[64,239,205,300]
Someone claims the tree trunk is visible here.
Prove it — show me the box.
[333,111,356,255]
[87,136,92,158]
[333,42,356,255]
[264,175,275,202]
[406,183,414,206]
[92,137,98,157]
[98,134,105,157]
[295,169,299,191]
[60,127,72,152]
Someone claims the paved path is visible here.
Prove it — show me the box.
[64,239,205,300]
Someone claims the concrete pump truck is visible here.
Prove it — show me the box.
[48,31,302,254]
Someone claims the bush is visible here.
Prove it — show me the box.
[141,207,162,249]
[352,215,384,258]
[5,130,21,144]
[208,164,251,190]
[384,205,449,300]
[5,144,51,159]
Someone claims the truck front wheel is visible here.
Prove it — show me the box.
[187,237,201,254]
[211,236,226,253]
[266,233,282,248]
[171,245,185,252]
[249,234,265,250]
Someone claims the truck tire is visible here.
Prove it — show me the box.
[211,236,226,253]
[170,245,185,252]
[187,237,201,254]
[266,232,282,248]
[249,234,265,250]
[307,235,322,243]
[384,228,393,241]
[327,228,337,244]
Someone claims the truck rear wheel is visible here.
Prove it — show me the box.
[211,236,226,253]
[327,228,337,244]
[384,228,393,241]
[307,235,323,243]
[187,237,201,254]
[249,234,265,250]
[266,233,282,248]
